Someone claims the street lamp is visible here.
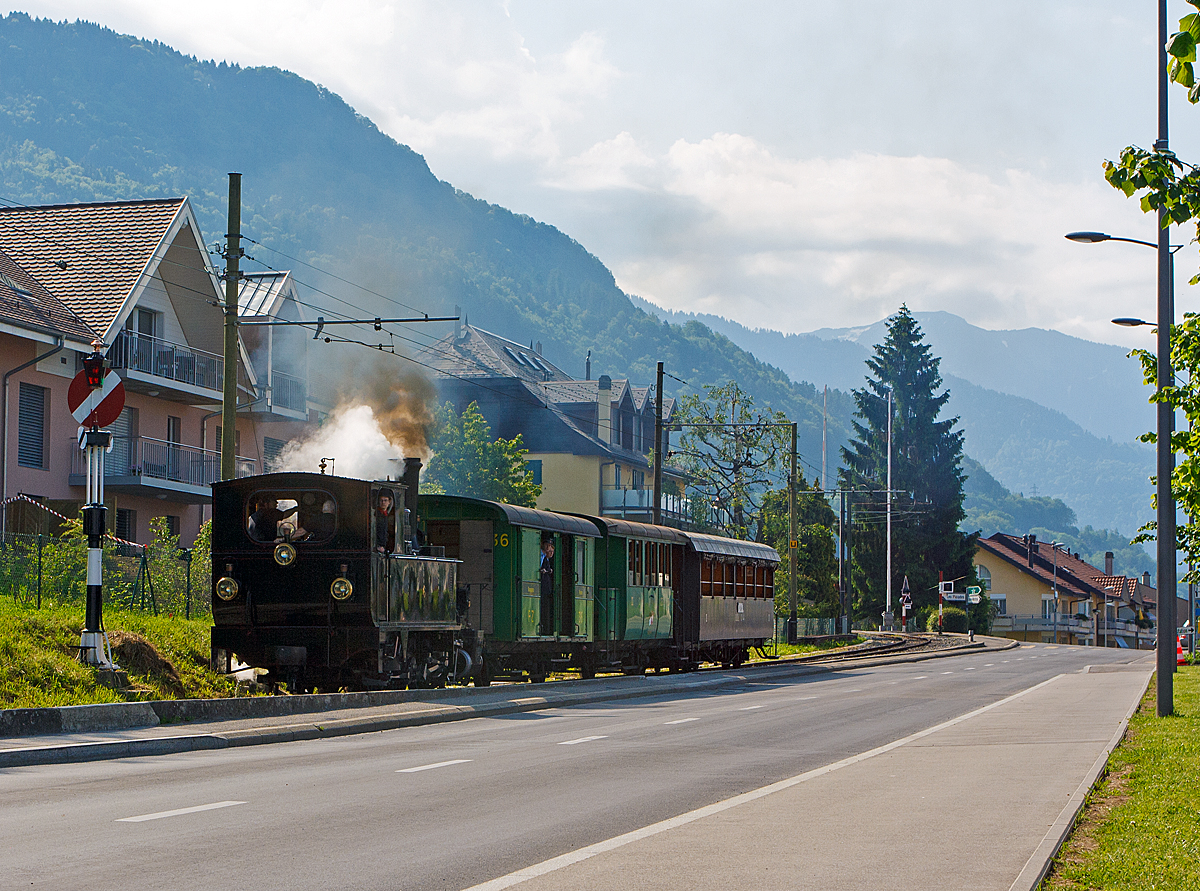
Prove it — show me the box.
[1065,219,1177,714]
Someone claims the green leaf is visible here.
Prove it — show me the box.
[1184,13,1200,39]
[1172,58,1196,88]
[1190,80,1200,104]
[1168,30,1197,62]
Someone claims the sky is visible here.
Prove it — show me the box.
[14,0,1200,347]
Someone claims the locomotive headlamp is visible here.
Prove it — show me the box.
[215,576,239,600]
[274,542,297,566]
[330,577,353,601]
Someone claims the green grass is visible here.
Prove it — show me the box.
[752,637,862,660]
[1044,667,1200,890]
[0,598,238,708]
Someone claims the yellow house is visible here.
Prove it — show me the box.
[975,533,1148,648]
[418,323,687,523]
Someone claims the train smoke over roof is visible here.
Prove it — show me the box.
[276,354,437,478]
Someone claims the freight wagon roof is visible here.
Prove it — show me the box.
[581,516,688,544]
[682,531,780,563]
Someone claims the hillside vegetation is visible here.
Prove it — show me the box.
[0,12,843,463]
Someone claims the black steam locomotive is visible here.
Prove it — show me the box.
[210,462,779,690]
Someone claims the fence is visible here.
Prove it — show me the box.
[0,526,211,618]
[774,616,842,639]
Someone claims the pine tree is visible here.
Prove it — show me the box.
[838,306,977,623]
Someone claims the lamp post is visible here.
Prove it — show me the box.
[1067,227,1176,713]
[1066,0,1176,708]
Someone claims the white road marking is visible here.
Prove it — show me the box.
[793,695,819,700]
[985,663,994,667]
[559,736,607,745]
[664,718,700,725]
[117,801,245,823]
[396,759,472,773]
[942,671,953,675]
[738,705,763,711]
[912,676,927,680]
[463,675,1066,891]
[965,667,976,671]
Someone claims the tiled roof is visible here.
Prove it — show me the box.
[978,534,1113,601]
[0,249,96,344]
[417,324,572,384]
[0,198,186,337]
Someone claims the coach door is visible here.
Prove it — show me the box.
[460,520,494,634]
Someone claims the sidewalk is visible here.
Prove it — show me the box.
[461,658,1154,891]
[0,634,1010,768]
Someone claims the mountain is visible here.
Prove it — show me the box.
[631,298,1156,539]
[0,13,849,465]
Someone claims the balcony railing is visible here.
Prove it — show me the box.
[108,330,223,392]
[72,436,257,488]
[601,486,689,521]
[271,369,307,413]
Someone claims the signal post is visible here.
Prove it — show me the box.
[68,341,125,668]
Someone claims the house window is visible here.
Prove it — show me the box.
[1041,598,1055,620]
[614,465,622,487]
[17,382,47,469]
[165,515,180,537]
[215,426,242,454]
[116,509,137,542]
[994,597,1007,616]
[976,565,991,592]
[127,307,160,339]
[632,470,644,489]
[527,459,542,485]
[263,436,286,472]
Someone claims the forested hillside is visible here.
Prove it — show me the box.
[0,13,846,464]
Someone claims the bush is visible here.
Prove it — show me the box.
[927,606,968,633]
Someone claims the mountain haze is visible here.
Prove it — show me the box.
[0,12,848,470]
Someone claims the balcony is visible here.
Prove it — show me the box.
[107,330,224,403]
[991,614,1151,648]
[69,436,257,503]
[600,486,692,526]
[245,368,309,421]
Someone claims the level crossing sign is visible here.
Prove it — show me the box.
[67,367,125,428]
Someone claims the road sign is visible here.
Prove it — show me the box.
[966,586,982,596]
[942,592,967,602]
[968,593,982,604]
[68,368,125,428]
[938,581,954,595]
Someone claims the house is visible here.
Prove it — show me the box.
[0,198,313,545]
[975,533,1154,647]
[417,322,688,523]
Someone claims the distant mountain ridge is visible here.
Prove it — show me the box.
[630,297,1155,538]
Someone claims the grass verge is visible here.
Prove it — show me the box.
[1042,666,1200,890]
[0,598,238,708]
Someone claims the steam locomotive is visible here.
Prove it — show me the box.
[210,462,779,690]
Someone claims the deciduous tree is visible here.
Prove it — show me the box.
[425,401,541,507]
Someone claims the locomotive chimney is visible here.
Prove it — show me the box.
[402,457,421,549]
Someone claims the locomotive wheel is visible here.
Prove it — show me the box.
[580,663,596,680]
[528,671,547,684]
[474,658,492,687]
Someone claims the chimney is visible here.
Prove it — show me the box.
[535,341,542,356]
[1142,571,1151,588]
[597,375,612,443]
[401,457,421,550]
[1027,533,1037,567]
[1105,551,1114,575]
[454,304,461,341]
[585,349,592,381]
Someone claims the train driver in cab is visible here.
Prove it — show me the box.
[248,496,298,542]
[375,489,397,553]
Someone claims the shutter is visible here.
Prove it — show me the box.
[17,383,46,468]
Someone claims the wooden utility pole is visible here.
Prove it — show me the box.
[652,361,664,525]
[220,173,242,480]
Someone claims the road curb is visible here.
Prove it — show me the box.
[1006,668,1152,891]
[0,638,1006,769]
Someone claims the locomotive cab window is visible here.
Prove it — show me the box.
[246,490,337,544]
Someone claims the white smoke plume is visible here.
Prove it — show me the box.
[276,404,404,479]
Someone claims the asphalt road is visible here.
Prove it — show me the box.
[0,643,1147,890]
